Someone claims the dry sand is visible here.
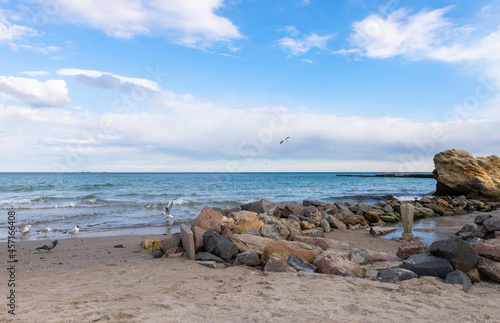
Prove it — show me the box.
[2,230,500,323]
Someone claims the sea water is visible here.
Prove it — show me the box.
[0,172,436,241]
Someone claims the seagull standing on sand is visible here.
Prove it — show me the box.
[64,225,80,237]
[163,200,174,226]
[37,226,52,237]
[19,225,31,234]
[36,240,58,252]
[280,136,290,144]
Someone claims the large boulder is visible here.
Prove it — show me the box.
[292,235,335,252]
[433,149,500,200]
[263,256,296,273]
[287,254,317,272]
[159,233,182,253]
[483,215,500,232]
[396,241,429,260]
[230,234,275,255]
[260,219,290,240]
[445,270,472,292]
[316,254,364,278]
[229,210,264,233]
[402,253,454,279]
[429,238,479,272]
[280,203,306,218]
[234,249,261,266]
[476,256,500,283]
[261,240,318,264]
[191,206,223,233]
[475,240,500,262]
[203,229,239,262]
[374,267,418,283]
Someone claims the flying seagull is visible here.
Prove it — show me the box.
[163,200,174,226]
[280,136,290,144]
[64,225,80,237]
[369,226,377,236]
[36,240,58,252]
[19,225,31,234]
[37,226,52,237]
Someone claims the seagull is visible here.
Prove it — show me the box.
[162,200,174,226]
[19,225,31,234]
[280,136,290,144]
[64,225,80,237]
[37,226,52,237]
[369,226,377,236]
[36,240,58,252]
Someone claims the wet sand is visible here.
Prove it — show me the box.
[2,229,500,322]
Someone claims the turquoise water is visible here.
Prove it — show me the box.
[0,172,436,241]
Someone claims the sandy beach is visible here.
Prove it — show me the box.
[2,229,500,323]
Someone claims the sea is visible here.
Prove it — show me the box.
[0,172,445,242]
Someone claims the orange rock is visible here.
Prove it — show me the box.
[436,199,449,207]
[261,240,318,264]
[191,206,223,233]
[229,210,264,233]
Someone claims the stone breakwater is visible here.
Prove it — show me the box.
[142,197,499,291]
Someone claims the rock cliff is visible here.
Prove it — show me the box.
[433,149,500,200]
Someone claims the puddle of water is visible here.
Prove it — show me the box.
[381,211,496,245]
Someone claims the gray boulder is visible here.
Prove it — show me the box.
[203,229,239,262]
[402,253,454,279]
[374,267,418,283]
[474,214,492,225]
[152,249,164,258]
[303,200,322,207]
[429,238,479,272]
[287,254,317,272]
[260,221,290,240]
[264,256,296,273]
[234,249,261,266]
[476,256,500,283]
[196,252,226,263]
[483,215,500,232]
[261,198,279,216]
[445,270,472,292]
[240,200,265,214]
[242,228,261,236]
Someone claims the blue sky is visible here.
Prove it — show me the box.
[1,0,500,172]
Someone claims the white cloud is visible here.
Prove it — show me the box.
[0,76,70,107]
[278,32,336,55]
[0,9,38,43]
[34,0,244,48]
[57,68,160,91]
[20,71,50,77]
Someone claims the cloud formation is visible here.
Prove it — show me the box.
[0,9,38,43]
[33,0,244,48]
[278,31,335,55]
[0,76,70,107]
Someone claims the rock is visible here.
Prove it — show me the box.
[436,199,449,207]
[476,256,500,283]
[319,219,331,233]
[465,267,482,283]
[152,249,164,258]
[142,239,161,250]
[433,205,447,215]
[261,240,318,264]
[260,221,290,240]
[196,252,226,263]
[402,253,454,279]
[419,196,433,203]
[326,215,347,231]
[475,240,500,261]
[263,256,296,273]
[191,206,223,233]
[230,234,274,255]
[367,226,397,236]
[229,210,264,233]
[316,254,364,278]
[221,216,235,226]
[374,267,418,283]
[414,207,434,219]
[300,221,316,230]
[303,200,323,207]
[307,211,322,227]
[180,224,196,260]
[203,229,239,262]
[242,228,261,235]
[396,241,429,259]
[429,238,479,272]
[382,204,393,213]
[192,226,206,253]
[166,247,184,257]
[474,225,489,239]
[221,225,238,239]
[369,253,402,263]
[483,215,500,232]
[197,261,217,268]
[474,214,492,225]
[301,229,325,237]
[379,215,397,222]
[342,214,367,226]
[363,211,380,223]
[349,249,369,265]
[433,149,500,200]
[288,254,317,272]
[445,270,472,292]
[281,203,306,218]
[240,200,265,214]
[282,219,302,239]
[335,202,355,218]
[292,235,335,252]
[234,249,261,266]
[261,198,279,216]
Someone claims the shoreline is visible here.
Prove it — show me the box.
[2,231,500,322]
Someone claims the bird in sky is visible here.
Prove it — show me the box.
[36,240,58,252]
[163,200,174,226]
[64,225,80,237]
[19,225,31,234]
[280,136,290,144]
[37,226,52,237]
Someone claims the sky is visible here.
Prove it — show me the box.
[1,0,500,172]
